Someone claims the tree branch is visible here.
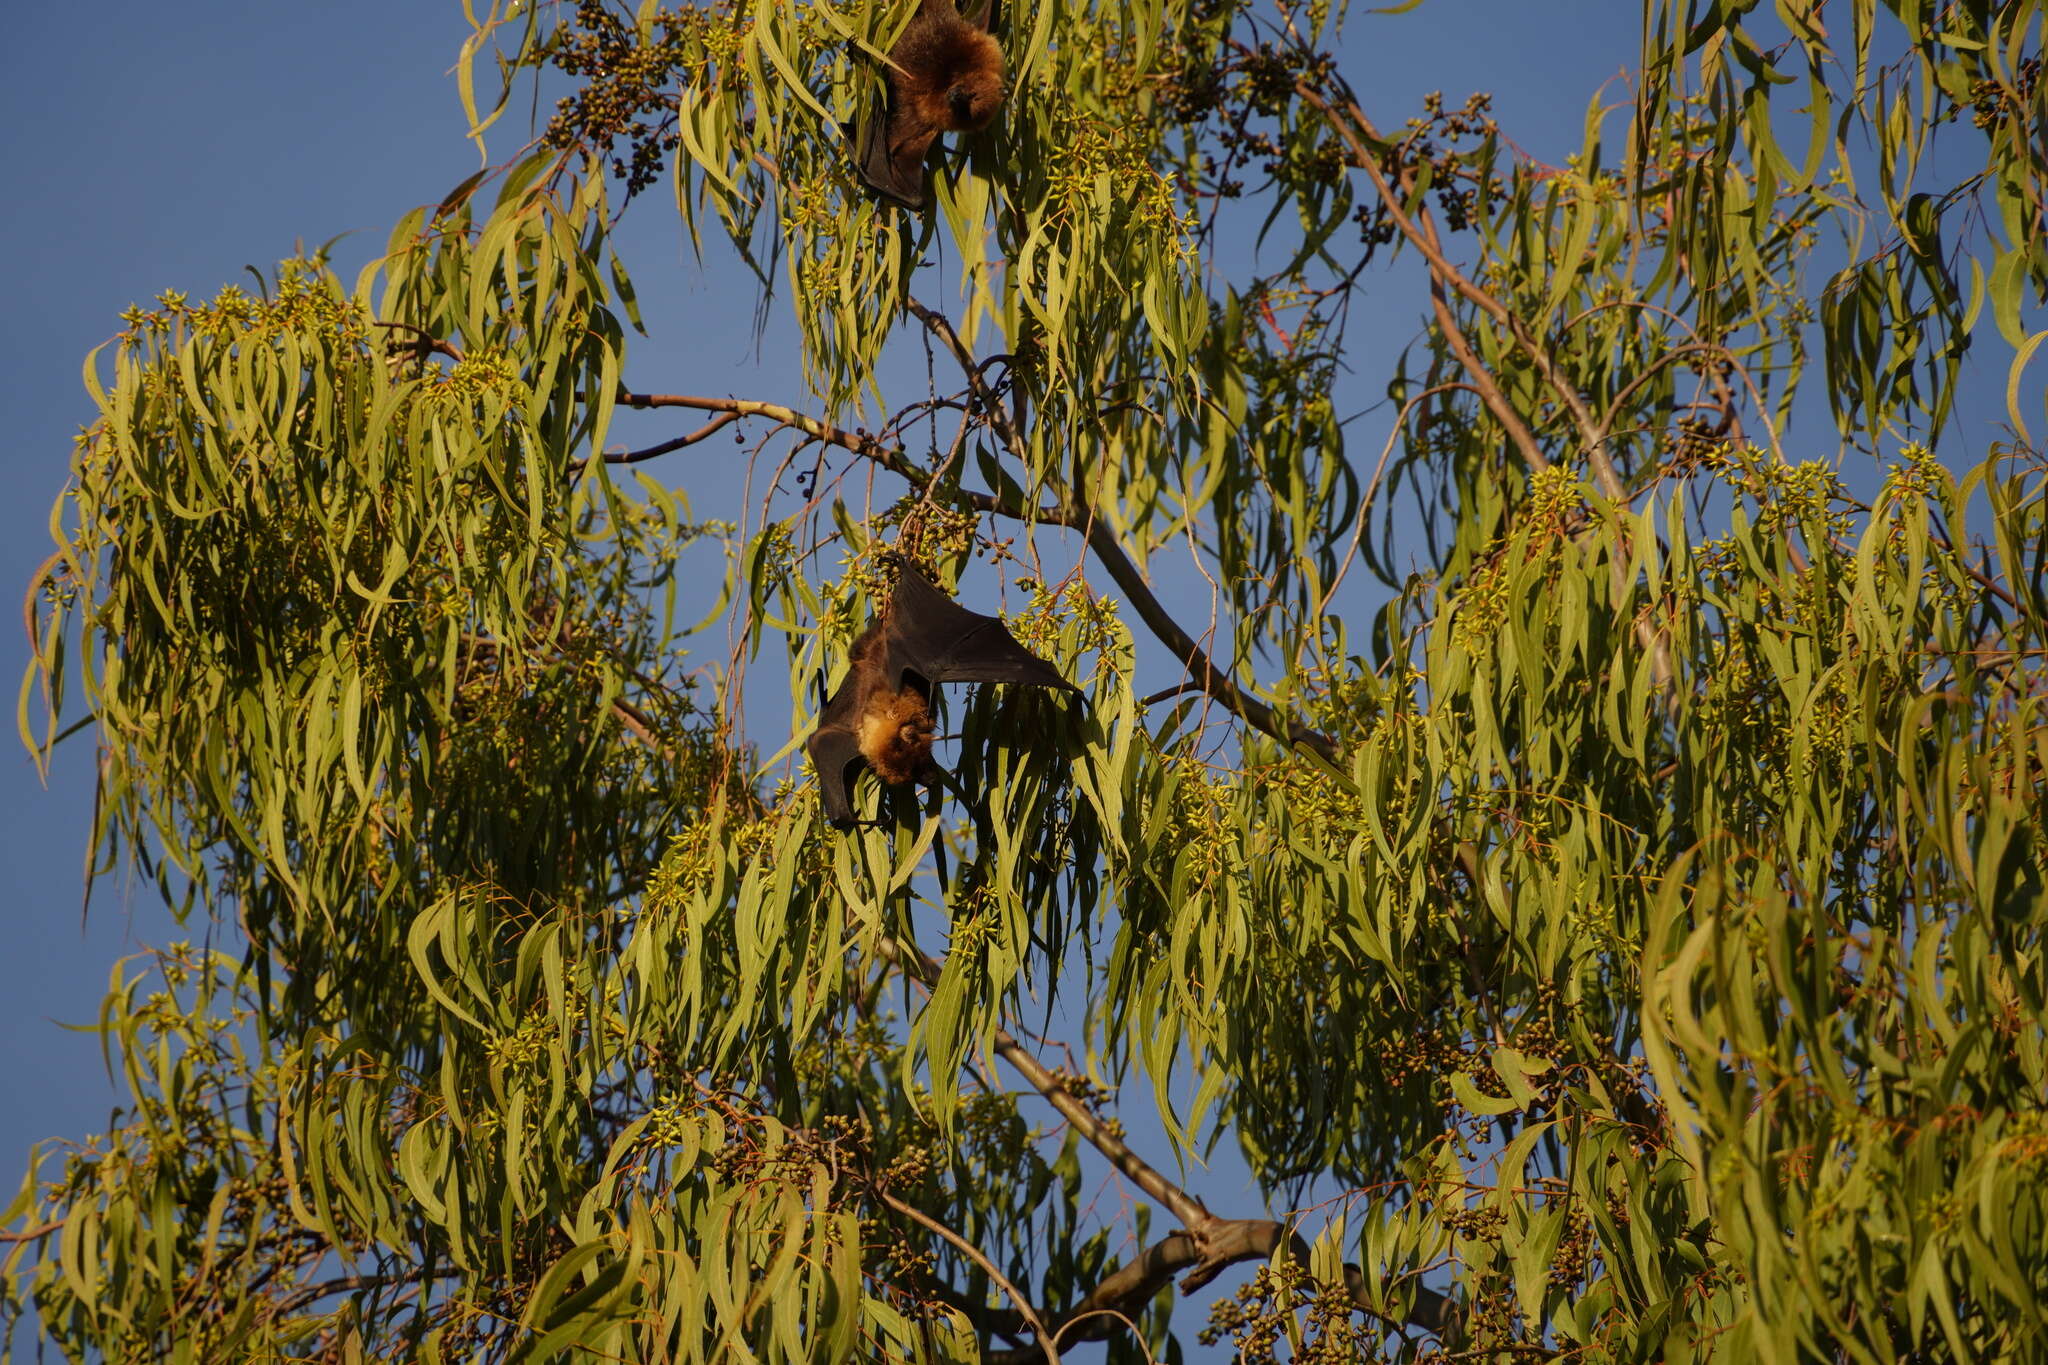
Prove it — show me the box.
[985,1219,1460,1364]
[0,1220,62,1244]
[878,939,1458,1353]
[877,937,1210,1229]
[1427,277,1548,472]
[898,299,1340,762]
[1290,74,1620,493]
[573,410,742,470]
[989,1231,1197,1363]
[617,381,1341,765]
[904,298,1030,459]
[615,390,1008,517]
[1286,74,1676,687]
[373,320,463,363]
[1077,524,1339,763]
[258,1269,458,1324]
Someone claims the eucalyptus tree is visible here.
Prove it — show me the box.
[7,0,2047,1360]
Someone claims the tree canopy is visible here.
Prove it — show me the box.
[7,0,2048,1361]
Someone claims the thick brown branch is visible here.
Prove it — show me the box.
[880,941,1458,1355]
[1079,524,1339,763]
[1285,77,1674,687]
[1058,1231,1201,1346]
[1428,278,1548,472]
[610,697,669,754]
[373,320,463,363]
[987,1220,1459,1365]
[1291,75,1617,493]
[575,411,742,469]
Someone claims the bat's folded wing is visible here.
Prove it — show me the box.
[926,619,1077,690]
[806,725,869,828]
[885,563,1080,691]
[849,108,934,211]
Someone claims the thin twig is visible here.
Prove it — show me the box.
[1318,380,1476,616]
[0,1222,62,1244]
[1138,681,1210,707]
[616,389,1013,520]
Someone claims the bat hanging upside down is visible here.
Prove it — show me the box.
[806,556,1078,829]
[848,0,1005,211]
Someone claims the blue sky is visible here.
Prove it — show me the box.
[2,0,477,1170]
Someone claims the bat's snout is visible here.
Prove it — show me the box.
[946,72,1004,131]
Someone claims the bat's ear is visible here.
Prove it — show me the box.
[959,0,998,34]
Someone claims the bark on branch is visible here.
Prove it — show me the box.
[614,390,1009,517]
[1077,523,1339,763]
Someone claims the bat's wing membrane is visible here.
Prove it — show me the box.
[806,723,868,829]
[923,619,1074,689]
[851,108,932,210]
[885,562,1078,691]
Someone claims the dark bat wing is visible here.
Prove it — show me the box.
[881,560,1079,692]
[850,102,937,211]
[806,719,868,829]
[806,559,1070,829]
[847,0,1003,212]
[958,0,996,35]
[807,629,885,829]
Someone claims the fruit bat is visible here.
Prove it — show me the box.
[847,0,1005,211]
[807,557,1077,829]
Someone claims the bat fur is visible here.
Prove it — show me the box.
[806,556,1076,829]
[849,0,1004,210]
